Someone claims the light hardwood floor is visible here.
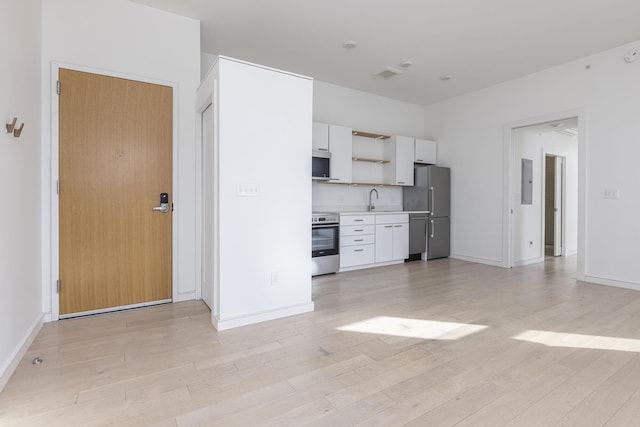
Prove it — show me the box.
[3,256,640,426]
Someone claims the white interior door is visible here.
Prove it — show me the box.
[553,156,564,256]
[201,103,214,309]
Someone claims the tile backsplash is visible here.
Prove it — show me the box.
[312,182,403,212]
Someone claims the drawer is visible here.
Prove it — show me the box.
[340,225,375,237]
[340,244,375,268]
[375,213,409,225]
[340,215,375,226]
[341,234,375,246]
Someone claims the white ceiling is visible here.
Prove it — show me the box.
[132,0,640,106]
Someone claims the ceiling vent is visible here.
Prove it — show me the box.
[374,67,402,78]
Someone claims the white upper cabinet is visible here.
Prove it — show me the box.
[414,138,437,164]
[328,124,352,183]
[312,122,329,152]
[384,135,414,186]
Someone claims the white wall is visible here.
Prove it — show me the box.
[312,81,425,212]
[201,52,217,81]
[429,39,640,288]
[210,57,313,329]
[0,0,42,390]
[40,0,201,316]
[512,127,578,264]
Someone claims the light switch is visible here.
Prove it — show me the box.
[604,189,619,199]
[238,183,259,197]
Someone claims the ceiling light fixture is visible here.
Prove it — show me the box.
[374,67,403,78]
[342,40,357,49]
[440,75,453,81]
[399,61,413,68]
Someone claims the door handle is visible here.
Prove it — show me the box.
[430,186,435,214]
[430,219,435,238]
[153,192,170,213]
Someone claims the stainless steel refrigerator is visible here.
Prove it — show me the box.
[403,166,450,259]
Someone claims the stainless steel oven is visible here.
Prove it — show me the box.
[312,212,340,276]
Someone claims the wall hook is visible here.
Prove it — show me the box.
[6,117,17,133]
[13,123,24,137]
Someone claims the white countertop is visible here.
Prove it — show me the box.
[338,210,429,215]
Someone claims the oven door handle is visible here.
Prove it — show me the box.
[312,224,339,229]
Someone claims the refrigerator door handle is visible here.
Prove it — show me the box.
[430,219,435,238]
[430,186,435,214]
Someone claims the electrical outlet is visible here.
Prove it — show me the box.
[271,272,280,286]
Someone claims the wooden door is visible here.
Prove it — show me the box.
[59,69,173,316]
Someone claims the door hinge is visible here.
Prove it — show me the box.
[56,80,61,95]
[56,180,60,195]
[56,280,61,293]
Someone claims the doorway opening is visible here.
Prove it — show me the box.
[506,114,581,270]
[544,154,566,258]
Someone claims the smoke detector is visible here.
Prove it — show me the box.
[624,49,639,63]
[374,67,402,78]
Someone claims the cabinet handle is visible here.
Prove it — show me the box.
[317,148,328,151]
[397,181,405,184]
[354,239,364,242]
[354,249,364,252]
[354,229,364,232]
[430,219,435,238]
[354,219,364,222]
[385,225,393,228]
[394,225,402,227]
[416,159,424,162]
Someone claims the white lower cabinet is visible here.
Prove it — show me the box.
[375,214,409,263]
[340,215,375,269]
[392,223,409,260]
[375,224,394,262]
[341,244,375,268]
[340,213,408,270]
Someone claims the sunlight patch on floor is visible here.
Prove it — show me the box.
[336,316,488,340]
[513,330,640,352]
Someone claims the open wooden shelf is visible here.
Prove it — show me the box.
[352,130,391,139]
[352,157,390,164]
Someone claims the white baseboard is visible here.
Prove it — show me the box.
[584,275,640,292]
[213,302,315,331]
[512,257,545,267]
[449,253,505,268]
[176,291,196,302]
[565,250,577,256]
[339,259,404,273]
[0,314,44,392]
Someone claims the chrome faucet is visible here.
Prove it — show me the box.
[368,188,379,212]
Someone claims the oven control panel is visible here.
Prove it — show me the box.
[312,213,339,225]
